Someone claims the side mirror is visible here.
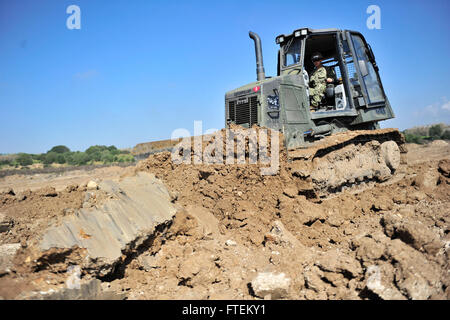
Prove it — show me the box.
[358,60,369,77]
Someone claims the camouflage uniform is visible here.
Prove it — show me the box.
[309,66,327,108]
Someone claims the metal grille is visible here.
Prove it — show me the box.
[228,96,258,126]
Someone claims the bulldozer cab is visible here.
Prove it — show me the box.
[277,29,387,113]
[225,27,395,149]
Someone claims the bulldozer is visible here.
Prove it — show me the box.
[225,28,406,198]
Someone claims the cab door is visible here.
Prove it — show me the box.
[346,32,386,107]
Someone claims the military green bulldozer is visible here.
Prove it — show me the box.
[225,28,406,197]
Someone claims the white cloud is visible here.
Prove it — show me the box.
[412,97,450,123]
[441,101,450,111]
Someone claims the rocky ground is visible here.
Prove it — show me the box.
[0,139,449,300]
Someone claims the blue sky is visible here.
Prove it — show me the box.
[0,0,449,154]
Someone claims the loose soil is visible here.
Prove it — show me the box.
[0,140,449,300]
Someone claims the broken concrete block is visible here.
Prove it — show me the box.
[22,279,126,300]
[250,272,291,299]
[364,265,406,300]
[0,243,21,274]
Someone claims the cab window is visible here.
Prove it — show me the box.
[283,38,301,67]
[351,35,384,104]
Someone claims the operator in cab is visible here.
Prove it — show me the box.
[309,52,333,110]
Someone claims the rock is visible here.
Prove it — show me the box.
[0,243,21,275]
[225,239,237,246]
[0,213,13,233]
[86,180,98,190]
[250,272,291,299]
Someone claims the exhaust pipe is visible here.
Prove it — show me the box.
[249,31,266,81]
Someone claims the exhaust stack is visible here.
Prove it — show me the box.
[249,31,266,81]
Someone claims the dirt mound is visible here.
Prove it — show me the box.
[0,136,448,300]
[430,140,448,147]
[111,138,448,300]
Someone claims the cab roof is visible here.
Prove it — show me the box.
[275,28,348,44]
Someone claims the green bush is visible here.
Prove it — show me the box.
[56,153,66,164]
[107,146,120,155]
[48,145,71,154]
[429,125,443,138]
[71,152,90,166]
[101,151,114,163]
[405,134,424,144]
[0,159,12,167]
[44,152,59,165]
[17,153,33,166]
[86,145,108,155]
[116,154,135,163]
[32,153,46,162]
[441,130,450,140]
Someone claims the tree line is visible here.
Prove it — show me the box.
[0,145,135,168]
[403,124,450,144]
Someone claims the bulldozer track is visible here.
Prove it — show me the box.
[288,129,407,199]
